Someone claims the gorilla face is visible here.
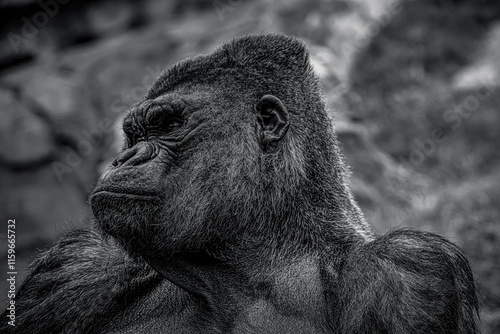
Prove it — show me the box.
[91,84,290,258]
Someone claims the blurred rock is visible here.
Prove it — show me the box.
[0,85,53,163]
[453,23,500,90]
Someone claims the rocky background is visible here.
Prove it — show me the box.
[1,0,499,332]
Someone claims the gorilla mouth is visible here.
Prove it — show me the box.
[92,188,162,200]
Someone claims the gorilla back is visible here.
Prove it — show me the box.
[2,34,479,334]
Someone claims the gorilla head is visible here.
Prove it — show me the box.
[90,34,370,260]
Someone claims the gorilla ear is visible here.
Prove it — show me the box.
[255,95,290,151]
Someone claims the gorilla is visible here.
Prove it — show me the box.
[1,34,479,333]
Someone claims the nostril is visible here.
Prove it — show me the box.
[110,144,157,168]
[111,148,137,167]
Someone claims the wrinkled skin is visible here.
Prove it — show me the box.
[1,34,479,334]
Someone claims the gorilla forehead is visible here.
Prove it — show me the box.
[145,33,320,115]
[130,90,207,118]
[131,86,252,124]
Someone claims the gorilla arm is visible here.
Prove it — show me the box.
[334,229,479,334]
[0,229,191,334]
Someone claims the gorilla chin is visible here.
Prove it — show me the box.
[90,188,165,255]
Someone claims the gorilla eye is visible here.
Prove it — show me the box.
[166,119,183,132]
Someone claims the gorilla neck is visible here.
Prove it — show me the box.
[145,246,332,326]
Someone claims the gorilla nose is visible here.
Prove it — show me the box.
[111,143,157,168]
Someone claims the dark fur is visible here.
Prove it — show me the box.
[335,230,479,333]
[1,34,479,333]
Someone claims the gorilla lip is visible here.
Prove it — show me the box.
[92,188,161,200]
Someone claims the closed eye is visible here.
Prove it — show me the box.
[166,119,183,132]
